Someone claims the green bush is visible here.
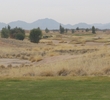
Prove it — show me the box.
[15,33,25,40]
[72,29,75,33]
[29,28,42,43]
[1,28,9,38]
[92,26,96,34]
[10,27,25,39]
[45,28,49,33]
[59,24,65,34]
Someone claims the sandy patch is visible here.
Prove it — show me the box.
[0,58,31,67]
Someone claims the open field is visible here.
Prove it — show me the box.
[0,31,110,77]
[1,31,110,99]
[0,77,110,100]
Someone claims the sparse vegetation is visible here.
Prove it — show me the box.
[1,1,110,99]
[0,30,110,77]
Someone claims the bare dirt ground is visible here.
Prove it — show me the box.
[86,42,105,46]
[33,54,82,66]
[0,58,31,67]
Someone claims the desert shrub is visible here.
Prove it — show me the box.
[0,65,6,69]
[72,29,75,33]
[29,28,42,43]
[40,71,54,76]
[59,24,65,34]
[30,56,43,62]
[23,72,36,76]
[15,33,25,40]
[7,64,12,68]
[57,68,70,76]
[10,27,25,40]
[92,26,96,34]
[45,28,49,33]
[1,27,9,38]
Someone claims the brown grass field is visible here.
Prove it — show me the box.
[0,30,110,77]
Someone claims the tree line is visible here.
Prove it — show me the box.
[45,25,96,34]
[0,25,42,43]
[0,25,96,43]
[1,25,25,40]
[59,24,96,34]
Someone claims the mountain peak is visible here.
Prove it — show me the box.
[0,18,110,30]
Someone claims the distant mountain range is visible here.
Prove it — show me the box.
[0,18,110,30]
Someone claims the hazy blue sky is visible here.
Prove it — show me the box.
[0,0,110,24]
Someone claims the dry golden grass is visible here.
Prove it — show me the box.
[0,32,110,77]
[30,55,43,62]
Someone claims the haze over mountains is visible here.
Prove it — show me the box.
[0,18,110,30]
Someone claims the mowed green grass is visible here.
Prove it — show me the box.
[0,77,110,100]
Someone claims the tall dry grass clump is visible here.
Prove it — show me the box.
[29,56,43,62]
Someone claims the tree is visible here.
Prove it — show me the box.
[65,28,68,33]
[29,28,42,43]
[1,27,9,38]
[71,29,75,33]
[7,25,11,30]
[15,33,25,40]
[10,27,25,39]
[85,28,89,32]
[59,24,64,34]
[92,26,96,34]
[76,27,79,30]
[37,27,40,30]
[45,28,49,33]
